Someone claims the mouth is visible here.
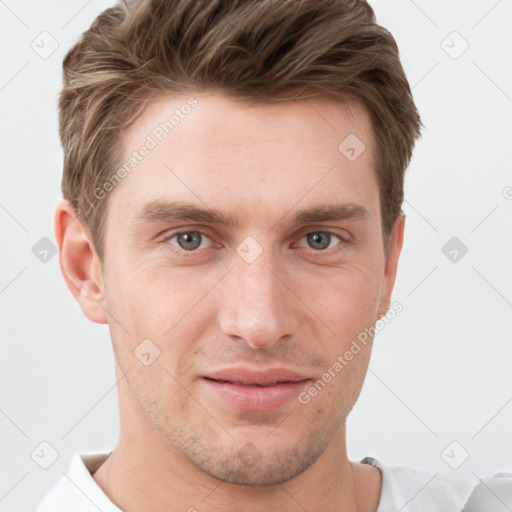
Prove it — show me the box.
[204,378,300,387]
[201,368,311,411]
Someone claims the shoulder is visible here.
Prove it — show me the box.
[359,456,512,512]
[35,451,119,512]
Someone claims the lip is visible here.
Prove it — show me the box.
[205,367,309,386]
[201,367,311,412]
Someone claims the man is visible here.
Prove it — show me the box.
[36,0,510,510]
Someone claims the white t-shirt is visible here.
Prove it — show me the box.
[36,451,512,512]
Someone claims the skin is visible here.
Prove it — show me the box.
[55,92,405,512]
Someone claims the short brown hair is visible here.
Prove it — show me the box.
[59,0,422,260]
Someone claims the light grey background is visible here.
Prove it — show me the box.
[1,0,511,510]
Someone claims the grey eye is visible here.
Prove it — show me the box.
[306,232,334,250]
[173,231,204,251]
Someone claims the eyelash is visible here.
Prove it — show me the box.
[162,230,348,256]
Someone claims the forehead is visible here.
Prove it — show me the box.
[108,91,378,224]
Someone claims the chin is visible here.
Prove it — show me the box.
[173,426,329,486]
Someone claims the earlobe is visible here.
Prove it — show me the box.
[377,213,405,319]
[55,200,108,324]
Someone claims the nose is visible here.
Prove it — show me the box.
[217,247,299,349]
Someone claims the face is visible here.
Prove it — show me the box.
[76,92,403,485]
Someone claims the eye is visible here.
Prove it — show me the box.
[167,231,212,251]
[298,231,343,251]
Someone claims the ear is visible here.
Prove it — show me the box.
[377,213,405,319]
[54,200,108,324]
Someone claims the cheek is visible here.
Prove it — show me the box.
[105,257,211,333]
[295,262,382,343]
[103,260,221,382]
[303,331,374,422]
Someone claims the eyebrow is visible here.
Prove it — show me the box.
[133,200,368,230]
